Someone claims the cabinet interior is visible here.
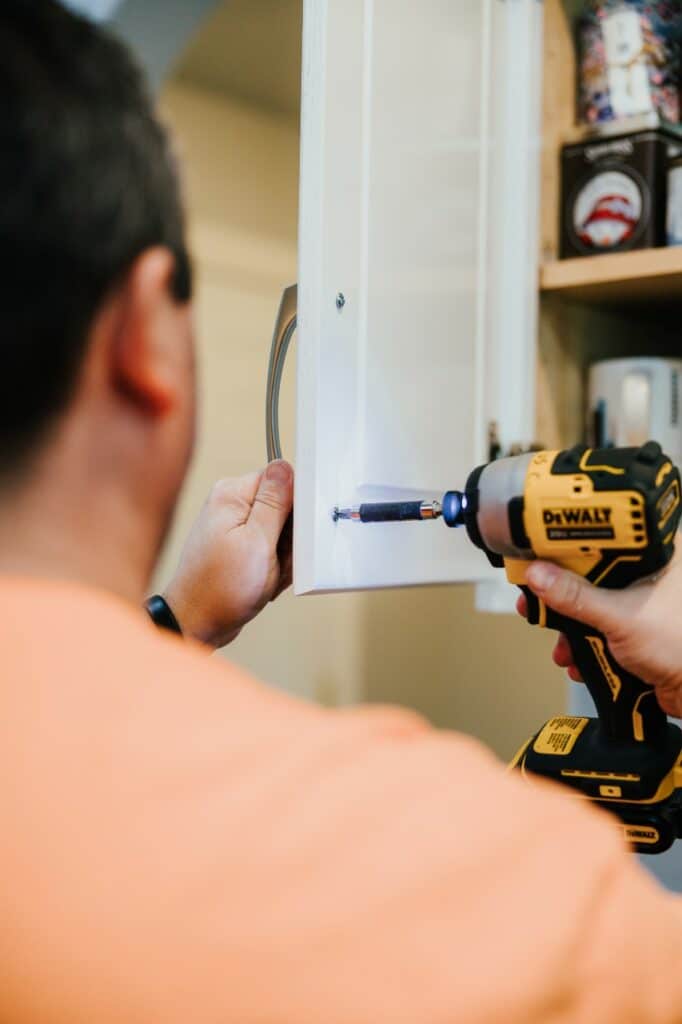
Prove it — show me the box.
[536,0,681,451]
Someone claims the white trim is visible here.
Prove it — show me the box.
[475,0,544,614]
[474,0,493,465]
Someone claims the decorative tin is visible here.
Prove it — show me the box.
[560,129,677,258]
[578,1,682,130]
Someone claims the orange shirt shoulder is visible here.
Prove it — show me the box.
[0,578,681,1023]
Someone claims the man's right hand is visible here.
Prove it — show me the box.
[517,549,682,718]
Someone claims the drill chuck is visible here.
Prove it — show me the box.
[441,491,467,528]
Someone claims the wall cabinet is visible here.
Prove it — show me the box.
[293,0,682,596]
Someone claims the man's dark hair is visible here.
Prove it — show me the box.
[0,0,192,475]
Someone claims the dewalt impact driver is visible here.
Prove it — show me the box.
[334,442,682,853]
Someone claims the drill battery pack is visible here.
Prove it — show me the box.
[513,716,682,854]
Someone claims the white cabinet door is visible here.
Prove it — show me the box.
[294,0,542,594]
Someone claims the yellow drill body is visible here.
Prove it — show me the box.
[333,441,682,852]
[454,442,682,853]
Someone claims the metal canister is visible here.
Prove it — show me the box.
[588,357,682,467]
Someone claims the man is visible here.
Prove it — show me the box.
[1,3,681,1022]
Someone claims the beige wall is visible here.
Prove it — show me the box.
[157,80,566,760]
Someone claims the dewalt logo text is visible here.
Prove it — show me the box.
[624,825,660,846]
[543,508,612,527]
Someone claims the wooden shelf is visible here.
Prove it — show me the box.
[540,248,682,306]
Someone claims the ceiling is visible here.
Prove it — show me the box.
[172,0,302,119]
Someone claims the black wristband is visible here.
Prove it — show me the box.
[145,594,182,636]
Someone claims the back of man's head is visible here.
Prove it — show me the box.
[0,0,192,478]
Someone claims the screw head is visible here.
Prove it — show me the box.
[336,292,346,310]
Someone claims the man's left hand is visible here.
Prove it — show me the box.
[163,461,294,648]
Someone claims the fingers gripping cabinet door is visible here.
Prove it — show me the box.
[292,0,543,594]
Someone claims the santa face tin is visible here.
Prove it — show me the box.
[560,129,674,258]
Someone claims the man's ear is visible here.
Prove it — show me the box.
[109,247,186,417]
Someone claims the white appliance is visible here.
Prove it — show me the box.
[588,357,682,465]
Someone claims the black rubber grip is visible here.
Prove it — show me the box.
[521,584,666,745]
[563,622,667,744]
[359,501,424,523]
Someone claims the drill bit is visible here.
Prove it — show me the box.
[332,500,443,523]
[332,492,467,527]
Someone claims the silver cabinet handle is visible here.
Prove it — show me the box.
[266,284,297,462]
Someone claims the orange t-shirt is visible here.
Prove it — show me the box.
[0,577,681,1023]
